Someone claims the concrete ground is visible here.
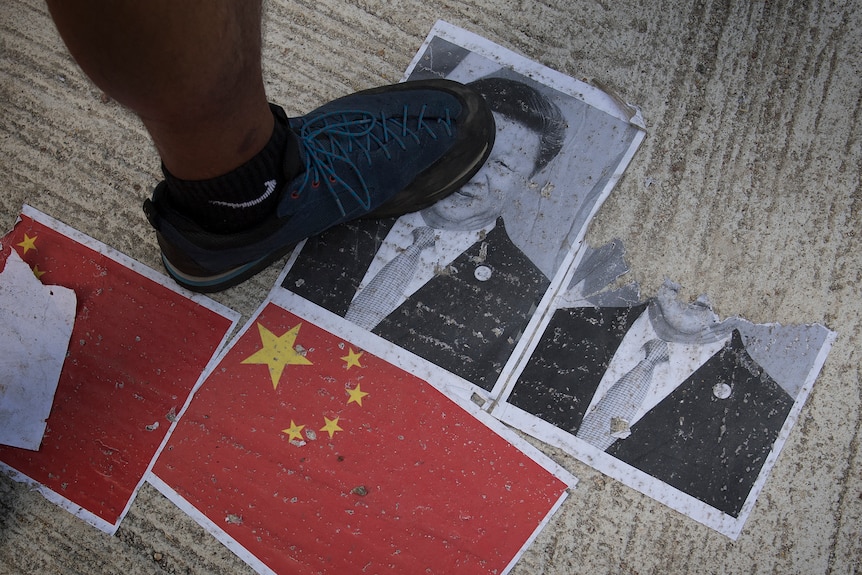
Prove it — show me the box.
[1,0,860,573]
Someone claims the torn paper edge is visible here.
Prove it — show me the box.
[0,249,76,450]
[487,242,839,538]
[404,20,646,128]
[1,206,241,534]
[493,325,836,539]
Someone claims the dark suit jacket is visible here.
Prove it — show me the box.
[509,304,794,517]
[283,217,397,316]
[283,217,549,390]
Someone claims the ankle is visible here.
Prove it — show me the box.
[163,105,301,233]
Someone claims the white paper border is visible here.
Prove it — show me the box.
[404,20,645,127]
[493,321,836,539]
[0,205,240,534]
[148,294,575,574]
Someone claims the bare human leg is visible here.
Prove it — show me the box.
[44,2,496,292]
[45,0,273,180]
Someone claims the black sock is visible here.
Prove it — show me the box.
[162,104,301,234]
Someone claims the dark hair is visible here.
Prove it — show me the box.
[468,77,566,176]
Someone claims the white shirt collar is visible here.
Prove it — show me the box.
[353,212,496,303]
[585,309,731,426]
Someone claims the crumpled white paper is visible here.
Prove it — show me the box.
[0,249,76,450]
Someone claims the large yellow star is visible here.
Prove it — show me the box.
[346,384,369,407]
[17,233,37,255]
[320,416,343,438]
[341,348,364,370]
[282,420,305,441]
[242,322,312,389]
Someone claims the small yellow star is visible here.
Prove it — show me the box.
[341,348,364,370]
[346,384,369,407]
[282,421,305,441]
[320,416,343,438]
[32,264,47,279]
[241,323,313,389]
[17,233,37,255]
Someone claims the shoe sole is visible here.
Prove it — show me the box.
[160,235,299,293]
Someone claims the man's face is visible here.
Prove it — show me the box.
[420,117,541,231]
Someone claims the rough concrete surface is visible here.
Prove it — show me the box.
[1,0,860,573]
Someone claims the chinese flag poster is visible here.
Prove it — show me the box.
[151,301,570,574]
[0,206,238,532]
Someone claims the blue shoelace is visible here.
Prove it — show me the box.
[290,106,454,216]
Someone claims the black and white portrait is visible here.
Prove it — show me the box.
[494,240,835,537]
[279,28,645,391]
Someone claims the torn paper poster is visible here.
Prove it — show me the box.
[490,241,835,539]
[276,20,645,399]
[0,206,239,533]
[149,293,574,575]
[0,249,75,450]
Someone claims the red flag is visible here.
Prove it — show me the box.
[0,207,237,532]
[152,302,569,574]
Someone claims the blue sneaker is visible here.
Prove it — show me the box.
[143,79,495,292]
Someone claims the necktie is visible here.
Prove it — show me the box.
[345,226,436,331]
[576,338,669,450]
